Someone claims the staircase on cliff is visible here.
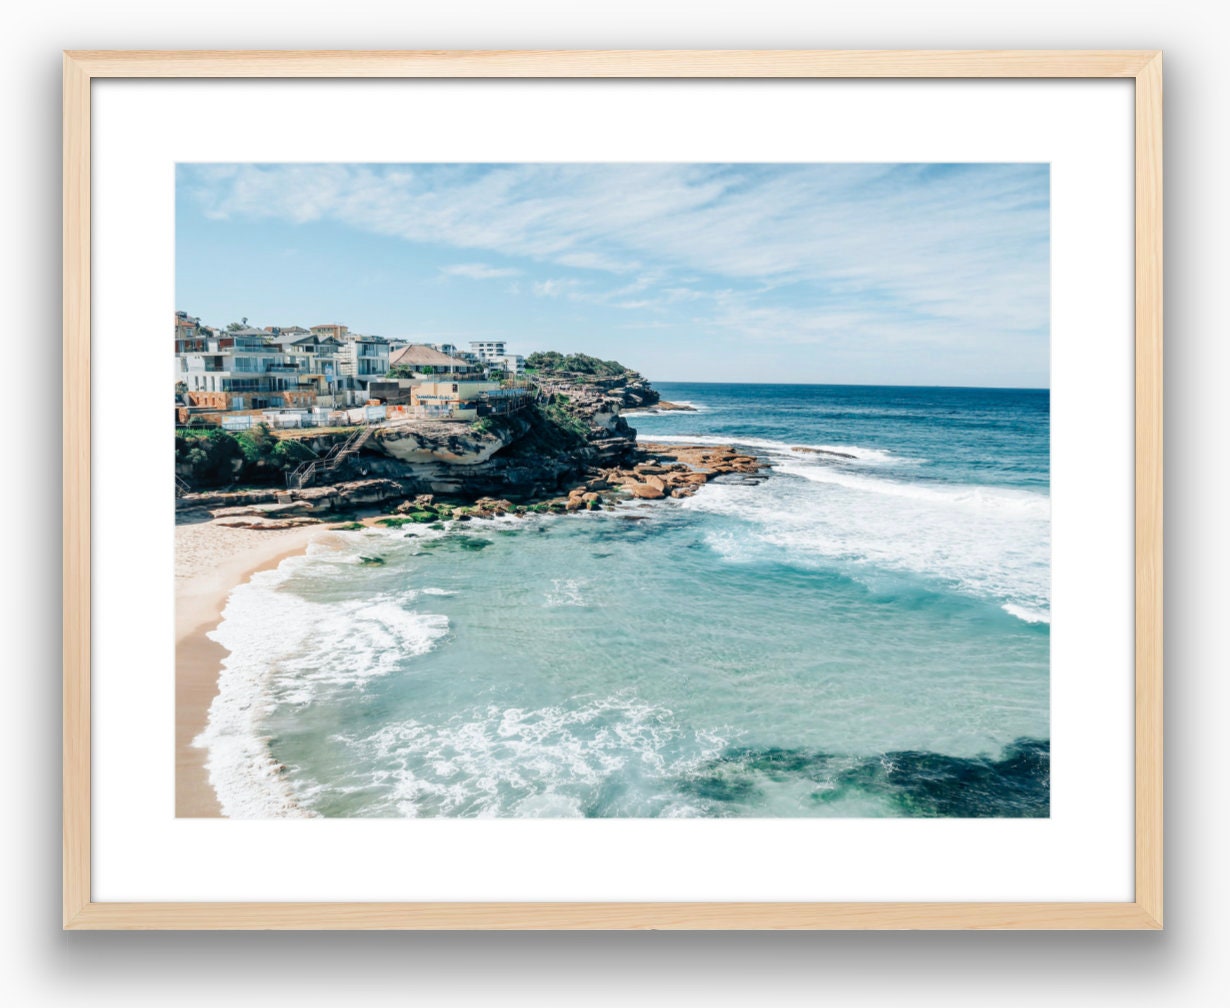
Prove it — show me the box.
[285,423,376,490]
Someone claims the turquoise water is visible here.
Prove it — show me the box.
[200,383,1050,818]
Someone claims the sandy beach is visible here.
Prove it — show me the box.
[175,520,336,817]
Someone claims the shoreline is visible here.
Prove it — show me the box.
[175,521,335,817]
[172,440,762,817]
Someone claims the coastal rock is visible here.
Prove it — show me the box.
[627,482,665,500]
[643,474,666,492]
[394,494,437,514]
[709,472,763,485]
[375,416,527,466]
[792,446,857,460]
[628,400,697,413]
[209,500,315,519]
[211,515,323,530]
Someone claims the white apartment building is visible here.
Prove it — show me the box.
[340,333,391,386]
[470,340,507,362]
[176,330,313,409]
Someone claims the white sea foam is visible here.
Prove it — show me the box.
[625,399,706,414]
[684,463,1051,623]
[337,694,732,817]
[1002,603,1051,624]
[544,578,588,607]
[196,552,450,818]
[775,460,1049,516]
[636,433,907,465]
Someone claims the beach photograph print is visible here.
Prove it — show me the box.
[174,163,1050,819]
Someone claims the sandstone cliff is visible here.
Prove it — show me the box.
[176,359,658,501]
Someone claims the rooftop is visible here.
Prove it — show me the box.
[389,344,474,369]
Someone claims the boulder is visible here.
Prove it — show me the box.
[209,500,315,519]
[211,515,322,530]
[395,496,438,515]
[627,482,665,500]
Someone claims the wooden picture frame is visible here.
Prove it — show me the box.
[62,49,1163,930]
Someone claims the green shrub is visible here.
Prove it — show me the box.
[176,428,243,485]
[235,422,278,464]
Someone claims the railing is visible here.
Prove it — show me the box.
[174,475,191,498]
[178,410,355,433]
[478,388,536,416]
[286,423,376,489]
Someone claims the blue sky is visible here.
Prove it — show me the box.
[176,163,1049,387]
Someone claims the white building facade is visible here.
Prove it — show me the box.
[470,340,507,362]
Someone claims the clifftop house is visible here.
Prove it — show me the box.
[388,344,481,376]
[175,312,527,426]
[469,339,525,376]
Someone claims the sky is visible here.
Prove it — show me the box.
[176,163,1050,387]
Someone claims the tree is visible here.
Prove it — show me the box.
[237,422,279,464]
[526,350,565,371]
[176,428,243,484]
[525,350,629,378]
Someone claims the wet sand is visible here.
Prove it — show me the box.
[175,521,334,817]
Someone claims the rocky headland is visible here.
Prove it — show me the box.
[176,359,766,529]
[623,400,697,414]
[181,441,765,529]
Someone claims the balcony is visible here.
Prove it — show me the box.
[221,378,277,393]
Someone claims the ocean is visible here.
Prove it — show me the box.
[199,383,1050,818]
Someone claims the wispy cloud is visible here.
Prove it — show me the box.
[532,278,583,299]
[180,162,1049,384]
[440,262,522,280]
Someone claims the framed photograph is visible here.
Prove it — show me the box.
[63,50,1162,929]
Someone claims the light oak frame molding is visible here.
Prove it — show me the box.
[62,49,1163,930]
